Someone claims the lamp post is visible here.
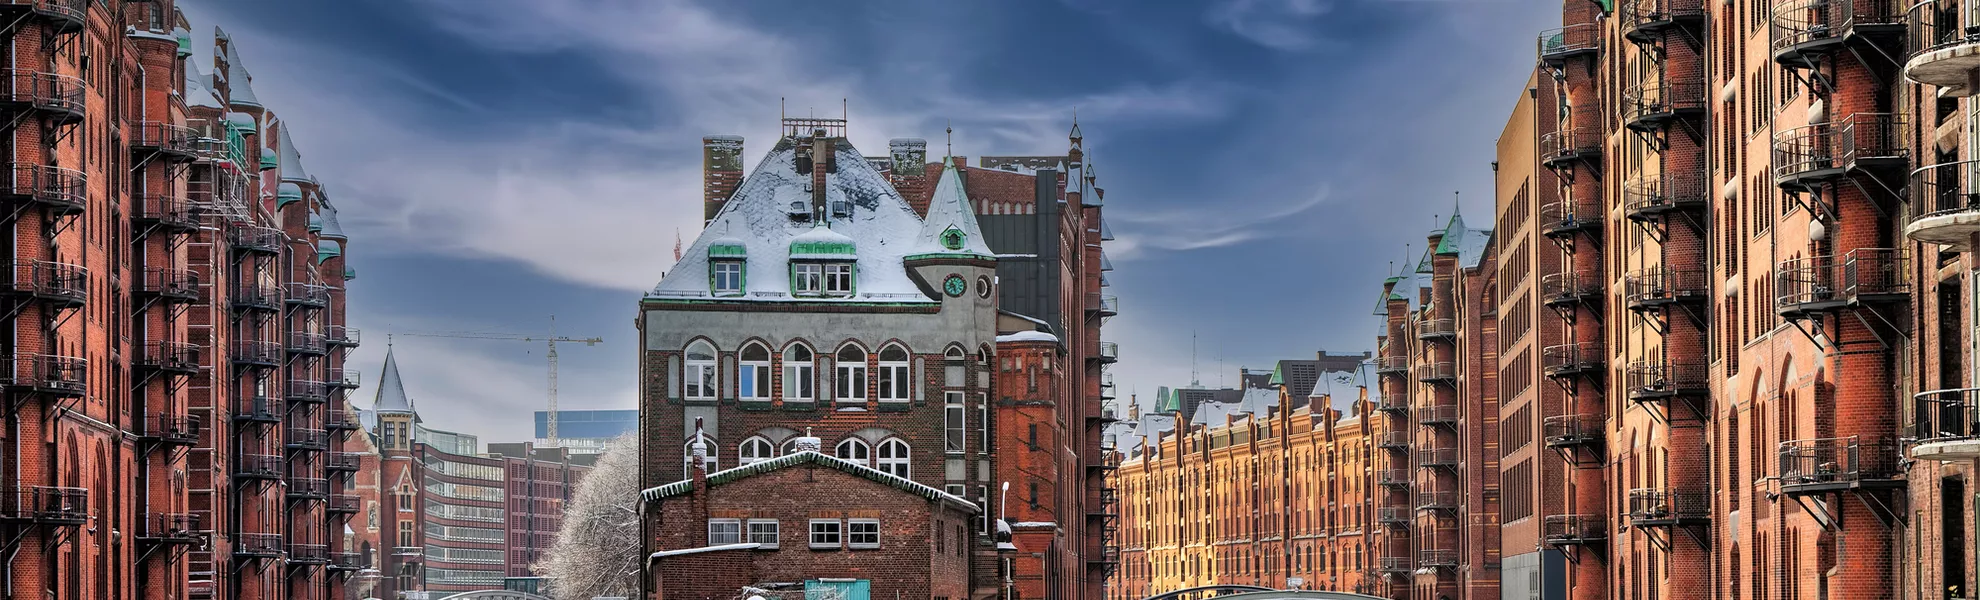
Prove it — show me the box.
[1001,482,1012,600]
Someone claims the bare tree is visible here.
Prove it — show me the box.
[536,434,641,600]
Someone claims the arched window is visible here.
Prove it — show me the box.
[684,341,718,400]
[876,438,910,478]
[739,343,771,401]
[835,438,871,466]
[945,346,966,360]
[738,437,775,465]
[783,344,814,402]
[877,344,910,402]
[836,345,867,403]
[682,434,717,478]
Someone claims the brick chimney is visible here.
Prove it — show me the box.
[702,135,744,224]
[888,138,929,215]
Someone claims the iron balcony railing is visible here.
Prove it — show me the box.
[0,70,84,118]
[1376,394,1409,413]
[1375,506,1411,525]
[1542,514,1608,544]
[1538,127,1604,167]
[1,260,87,307]
[1624,267,1709,308]
[0,486,86,523]
[287,478,330,500]
[287,380,328,404]
[229,225,283,253]
[1778,436,1902,490]
[327,325,361,347]
[1908,159,1980,245]
[285,428,328,451]
[1844,248,1909,300]
[234,533,283,558]
[1908,386,1980,442]
[1417,447,1461,468]
[1418,549,1459,568]
[0,163,85,213]
[235,395,282,423]
[1416,490,1459,511]
[1417,317,1457,341]
[1775,255,1846,314]
[136,340,201,373]
[1,0,87,31]
[1374,355,1409,375]
[1376,469,1412,487]
[1542,342,1605,378]
[1622,174,1709,220]
[329,494,361,514]
[1543,414,1604,448]
[1626,360,1709,399]
[234,454,282,480]
[229,340,281,367]
[1538,24,1603,63]
[1541,272,1602,306]
[1377,555,1413,574]
[138,513,203,544]
[1416,404,1460,426]
[1627,488,1710,525]
[136,267,199,301]
[1539,200,1602,236]
[1376,431,1410,449]
[1773,0,1905,59]
[1414,361,1458,383]
[1771,113,1908,186]
[0,353,86,395]
[327,368,361,389]
[1621,0,1709,42]
[1907,0,1980,60]
[329,552,362,570]
[142,414,201,446]
[133,193,201,229]
[326,409,359,431]
[1098,342,1118,362]
[230,283,280,311]
[286,331,327,356]
[288,544,329,564]
[1621,77,1708,128]
[284,282,330,307]
[131,121,198,157]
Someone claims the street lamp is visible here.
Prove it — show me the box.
[1000,482,1012,600]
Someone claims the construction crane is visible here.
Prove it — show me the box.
[395,315,602,447]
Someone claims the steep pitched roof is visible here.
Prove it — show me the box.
[216,28,261,108]
[373,349,413,414]
[184,63,222,110]
[278,127,311,184]
[641,451,980,513]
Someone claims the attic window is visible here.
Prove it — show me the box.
[940,227,966,250]
[793,263,854,297]
[711,261,744,296]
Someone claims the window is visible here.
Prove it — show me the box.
[397,492,413,511]
[739,437,775,465]
[708,519,742,545]
[783,344,814,402]
[739,343,771,400]
[712,261,743,295]
[747,520,779,548]
[848,519,880,549]
[978,394,989,452]
[945,392,966,454]
[682,435,717,477]
[836,345,867,403]
[809,519,842,549]
[835,438,871,466]
[877,345,911,402]
[824,263,854,295]
[684,341,717,400]
[793,263,822,295]
[877,438,910,478]
[398,521,415,547]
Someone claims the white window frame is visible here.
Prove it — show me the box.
[793,263,823,295]
[682,435,717,478]
[877,345,911,402]
[836,346,867,404]
[809,519,842,549]
[739,343,771,400]
[877,438,911,479]
[847,519,880,549]
[835,438,871,466]
[708,519,742,545]
[944,392,966,454]
[823,263,854,295]
[978,394,989,453]
[747,519,780,548]
[712,261,743,295]
[783,344,815,403]
[738,437,775,466]
[684,341,718,400]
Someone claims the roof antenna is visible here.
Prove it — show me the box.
[945,119,954,157]
[1453,190,1461,217]
[1190,331,1199,388]
[780,97,785,122]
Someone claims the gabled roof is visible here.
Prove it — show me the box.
[909,157,996,259]
[373,349,413,414]
[319,202,347,240]
[278,127,311,184]
[641,451,980,513]
[184,63,222,110]
[216,28,261,108]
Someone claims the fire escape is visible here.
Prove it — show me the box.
[1085,289,1121,581]
[132,92,205,578]
[230,217,284,579]
[1371,315,1412,598]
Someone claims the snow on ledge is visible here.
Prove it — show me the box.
[649,542,762,560]
[996,331,1059,344]
[1011,521,1059,529]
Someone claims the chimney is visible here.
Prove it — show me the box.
[702,135,744,224]
[811,130,831,220]
[888,138,929,215]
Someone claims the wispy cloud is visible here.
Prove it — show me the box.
[1205,0,1334,51]
[1109,187,1330,258]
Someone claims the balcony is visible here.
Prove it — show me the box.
[131,121,199,160]
[140,414,201,447]
[1417,447,1460,468]
[133,194,202,231]
[1538,24,1602,64]
[233,454,282,481]
[1622,175,1709,222]
[1621,77,1707,131]
[0,260,87,309]
[285,428,328,452]
[1911,387,1980,460]
[287,478,329,502]
[1376,431,1410,450]
[234,396,282,424]
[1542,514,1608,546]
[392,546,424,557]
[1543,414,1604,449]
[287,544,328,565]
[1773,0,1906,64]
[1376,469,1412,487]
[327,326,361,348]
[1415,404,1459,427]
[1620,0,1707,43]
[136,341,201,374]
[327,452,361,473]
[1542,342,1605,379]
[0,486,86,524]
[1376,394,1410,414]
[1541,272,1602,309]
[1907,160,1980,248]
[328,494,360,515]
[0,353,86,396]
[1414,361,1457,385]
[0,163,85,214]
[229,340,280,368]
[1416,317,1456,341]
[328,552,362,571]
[1415,490,1458,512]
[137,513,204,546]
[1771,113,1908,190]
[286,331,327,356]
[1624,268,1709,311]
[1626,361,1709,400]
[234,533,284,560]
[1374,355,1409,375]
[286,380,328,405]
[1377,555,1413,574]
[1375,506,1411,526]
[1097,341,1118,364]
[1906,0,1980,94]
[136,267,200,303]
[0,71,84,123]
[0,1,87,34]
[1539,200,1602,238]
[1418,549,1459,568]
[1627,488,1709,527]
[1779,436,1903,494]
[325,409,359,432]
[230,225,283,254]
[284,282,329,308]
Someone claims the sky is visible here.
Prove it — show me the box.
[178,0,1556,444]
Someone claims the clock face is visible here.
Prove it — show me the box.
[944,275,967,297]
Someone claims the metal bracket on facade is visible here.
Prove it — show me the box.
[1789,494,1840,532]
[1854,489,1905,529]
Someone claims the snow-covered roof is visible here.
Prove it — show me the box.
[1432,212,1493,270]
[641,451,980,513]
[278,127,311,184]
[373,349,413,414]
[319,202,347,240]
[224,111,255,131]
[910,157,996,259]
[996,330,1059,344]
[184,63,222,110]
[648,137,941,303]
[217,28,262,108]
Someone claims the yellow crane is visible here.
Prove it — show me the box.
[394,316,602,447]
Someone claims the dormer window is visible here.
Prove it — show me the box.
[712,261,744,296]
[824,264,854,295]
[792,263,855,297]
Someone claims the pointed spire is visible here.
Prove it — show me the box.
[374,348,414,414]
[914,156,996,258]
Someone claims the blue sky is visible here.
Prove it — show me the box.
[179,0,1552,443]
